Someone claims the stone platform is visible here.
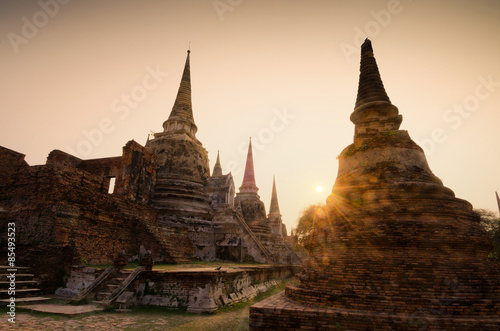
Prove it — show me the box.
[250,292,500,330]
[59,264,299,313]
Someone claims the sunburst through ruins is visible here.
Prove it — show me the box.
[250,39,500,330]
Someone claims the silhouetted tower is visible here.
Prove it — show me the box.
[251,38,500,330]
[212,151,223,177]
[496,191,500,217]
[146,50,212,256]
[268,176,285,236]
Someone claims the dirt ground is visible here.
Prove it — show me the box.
[1,263,286,330]
[2,279,286,331]
[6,306,251,330]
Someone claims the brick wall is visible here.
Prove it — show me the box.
[0,146,29,185]
[0,143,190,291]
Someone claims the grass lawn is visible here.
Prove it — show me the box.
[84,260,269,271]
[3,279,288,330]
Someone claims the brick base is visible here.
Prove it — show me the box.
[250,292,500,330]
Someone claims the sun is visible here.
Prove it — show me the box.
[316,186,323,193]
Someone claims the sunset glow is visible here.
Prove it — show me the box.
[1,0,499,234]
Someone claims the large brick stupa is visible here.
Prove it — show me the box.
[250,39,500,330]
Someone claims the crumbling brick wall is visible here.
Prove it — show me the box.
[0,146,29,184]
[0,142,183,291]
[115,140,157,203]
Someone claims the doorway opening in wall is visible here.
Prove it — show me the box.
[108,177,116,194]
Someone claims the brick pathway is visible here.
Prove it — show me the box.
[7,312,174,330]
[4,305,250,330]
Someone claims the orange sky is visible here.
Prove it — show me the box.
[2,0,500,233]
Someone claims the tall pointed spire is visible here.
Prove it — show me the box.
[496,191,500,217]
[239,138,258,194]
[163,50,197,135]
[212,150,223,177]
[268,175,281,216]
[350,39,402,137]
[354,38,391,109]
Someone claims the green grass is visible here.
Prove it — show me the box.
[168,279,289,331]
[6,279,290,331]
[84,260,267,271]
[151,261,266,271]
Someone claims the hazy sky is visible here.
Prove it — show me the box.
[2,0,500,233]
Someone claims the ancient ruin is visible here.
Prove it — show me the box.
[250,39,500,329]
[0,50,299,295]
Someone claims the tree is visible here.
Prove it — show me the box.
[476,209,500,260]
[291,203,327,253]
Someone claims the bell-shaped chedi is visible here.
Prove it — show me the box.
[146,50,211,218]
[250,40,500,330]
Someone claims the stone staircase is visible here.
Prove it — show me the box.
[111,195,194,264]
[141,222,194,264]
[0,266,50,304]
[88,267,145,309]
[233,213,274,264]
[246,223,300,265]
[92,269,132,305]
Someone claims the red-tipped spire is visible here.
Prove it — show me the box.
[268,175,281,216]
[239,138,258,194]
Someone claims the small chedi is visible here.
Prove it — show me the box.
[250,39,500,329]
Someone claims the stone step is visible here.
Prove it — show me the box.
[0,288,40,293]
[0,296,51,304]
[0,274,35,279]
[96,292,111,300]
[0,288,40,299]
[142,224,193,264]
[0,266,30,271]
[0,280,38,289]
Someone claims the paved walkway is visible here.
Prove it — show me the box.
[23,304,103,315]
[5,306,251,330]
[7,312,175,330]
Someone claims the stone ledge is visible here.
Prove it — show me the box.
[250,292,500,330]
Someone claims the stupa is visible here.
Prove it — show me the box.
[250,39,500,330]
[146,50,211,218]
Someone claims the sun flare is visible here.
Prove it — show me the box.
[316,186,323,193]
